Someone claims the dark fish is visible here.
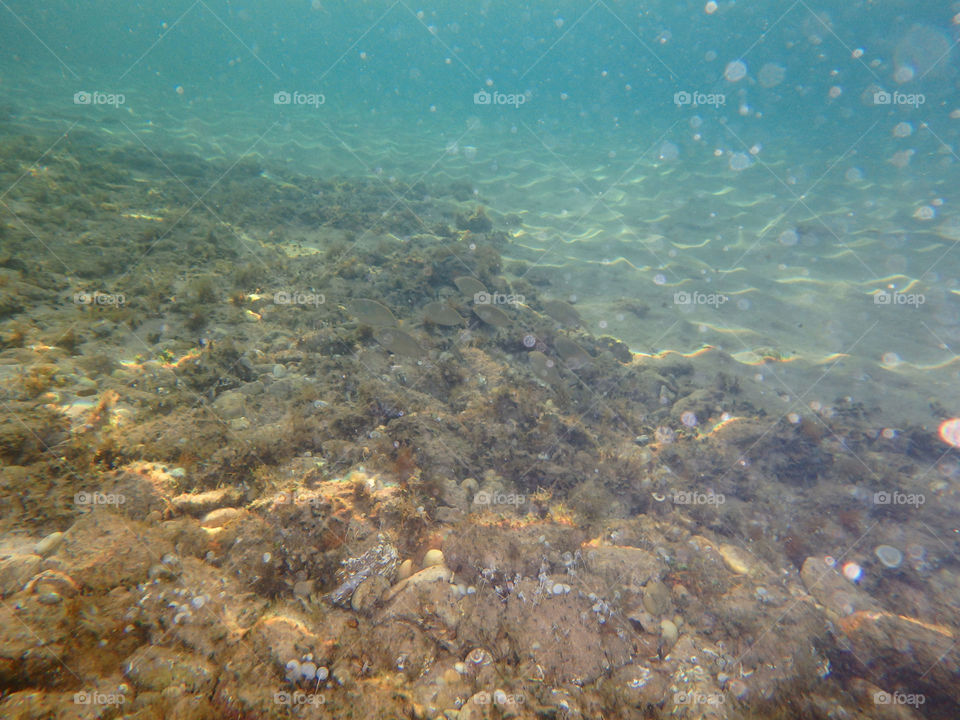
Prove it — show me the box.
[472,303,511,327]
[542,299,582,327]
[347,299,398,327]
[374,327,424,358]
[423,301,464,326]
[454,276,487,297]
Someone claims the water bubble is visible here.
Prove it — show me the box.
[729,152,752,171]
[842,562,862,582]
[874,545,903,568]
[845,167,863,182]
[892,122,913,138]
[913,206,935,221]
[758,63,786,88]
[523,334,536,348]
[725,60,747,82]
[658,142,679,161]
[681,411,698,427]
[938,418,960,447]
[778,229,799,246]
[654,273,667,285]
[893,65,915,83]
[881,352,901,367]
[705,1,717,13]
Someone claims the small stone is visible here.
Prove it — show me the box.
[75,377,99,396]
[717,544,752,575]
[642,580,671,616]
[659,619,679,651]
[397,558,414,581]
[200,507,243,529]
[293,580,314,599]
[38,591,62,605]
[423,549,445,568]
[351,574,390,613]
[212,390,246,419]
[35,531,65,557]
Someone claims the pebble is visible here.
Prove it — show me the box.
[659,619,679,650]
[642,580,671,616]
[35,532,65,557]
[200,507,243,529]
[423,549,445,568]
[717,543,752,575]
[397,558,414,581]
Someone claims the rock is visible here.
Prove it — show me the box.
[59,513,158,591]
[0,554,42,597]
[386,564,453,602]
[292,579,314,599]
[200,507,244,529]
[626,607,659,634]
[397,558,414,581]
[800,556,881,617]
[837,609,958,696]
[27,570,79,597]
[716,543,753,575]
[642,580,671,616]
[659,619,679,652]
[351,574,390,613]
[423,548,444,568]
[34,532,64,557]
[100,462,180,518]
[212,390,246,419]
[582,545,660,594]
[246,613,323,674]
[172,487,243,517]
[124,645,216,693]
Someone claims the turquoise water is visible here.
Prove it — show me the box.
[4,1,958,421]
[2,2,960,719]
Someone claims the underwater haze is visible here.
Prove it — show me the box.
[1,2,960,719]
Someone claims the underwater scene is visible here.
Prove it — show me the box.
[1,1,959,718]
